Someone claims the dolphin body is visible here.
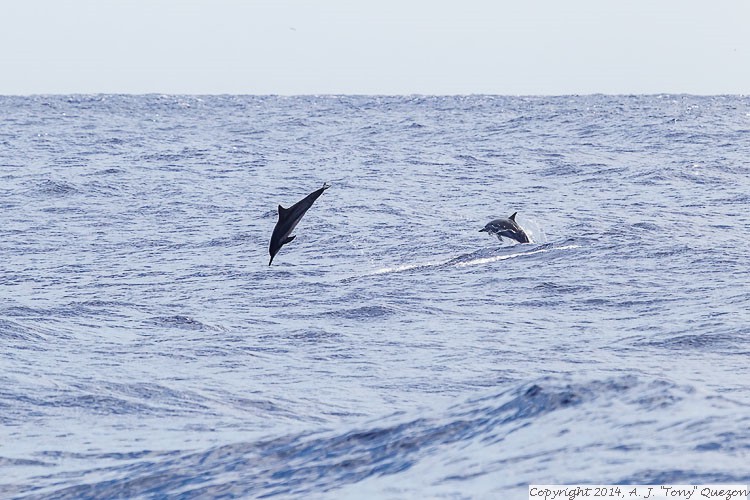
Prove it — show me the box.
[479,212,530,244]
[268,183,330,265]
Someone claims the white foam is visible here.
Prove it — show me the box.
[371,260,447,275]
[454,244,580,267]
[370,244,581,276]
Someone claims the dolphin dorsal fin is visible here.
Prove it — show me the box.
[278,205,288,216]
[509,212,518,221]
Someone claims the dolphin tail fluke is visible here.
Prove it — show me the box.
[269,255,275,266]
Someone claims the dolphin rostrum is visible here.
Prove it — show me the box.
[268,183,330,265]
[479,212,530,244]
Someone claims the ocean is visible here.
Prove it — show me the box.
[1,94,749,499]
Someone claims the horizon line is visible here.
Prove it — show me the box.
[1,92,748,98]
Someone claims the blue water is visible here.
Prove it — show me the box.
[1,95,749,499]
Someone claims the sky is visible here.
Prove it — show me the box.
[1,0,749,95]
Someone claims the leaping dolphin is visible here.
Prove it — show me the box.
[479,212,530,244]
[268,183,330,265]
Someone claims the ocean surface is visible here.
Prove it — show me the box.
[1,94,749,499]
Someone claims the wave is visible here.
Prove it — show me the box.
[29,179,80,197]
[0,317,49,344]
[366,241,581,277]
[144,315,217,331]
[9,375,749,499]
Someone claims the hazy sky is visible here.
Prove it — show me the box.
[2,0,749,95]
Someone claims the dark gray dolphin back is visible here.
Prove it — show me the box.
[479,212,530,244]
[268,183,330,265]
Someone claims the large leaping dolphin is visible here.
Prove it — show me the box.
[479,212,530,244]
[268,183,330,265]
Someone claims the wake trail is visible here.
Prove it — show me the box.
[454,244,580,268]
[362,243,581,278]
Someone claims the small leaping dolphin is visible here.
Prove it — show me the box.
[268,183,330,265]
[479,212,530,244]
